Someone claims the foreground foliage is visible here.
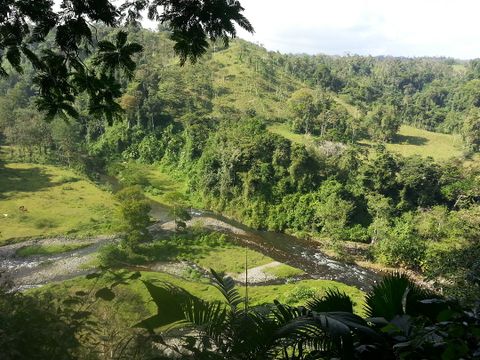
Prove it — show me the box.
[137,272,480,359]
[2,268,479,359]
[0,0,253,121]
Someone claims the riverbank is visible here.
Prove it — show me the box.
[0,206,380,292]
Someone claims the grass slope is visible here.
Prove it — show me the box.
[269,123,464,161]
[195,246,273,274]
[0,162,118,244]
[360,125,464,161]
[263,264,305,278]
[268,123,319,147]
[206,41,304,119]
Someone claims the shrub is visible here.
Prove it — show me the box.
[373,220,426,270]
[58,175,79,184]
[0,287,79,359]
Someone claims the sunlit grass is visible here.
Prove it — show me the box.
[359,125,464,161]
[37,271,366,325]
[16,243,92,257]
[268,123,319,146]
[263,264,305,278]
[195,246,273,274]
[0,162,118,244]
[209,41,302,120]
[269,123,465,162]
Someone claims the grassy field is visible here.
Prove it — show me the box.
[16,243,92,257]
[269,123,464,162]
[38,270,366,325]
[208,41,303,120]
[0,162,118,244]
[268,123,320,147]
[110,162,187,206]
[195,246,273,274]
[264,264,305,278]
[112,232,279,276]
[360,125,464,161]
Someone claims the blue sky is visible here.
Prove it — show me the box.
[235,0,480,59]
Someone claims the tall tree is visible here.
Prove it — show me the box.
[463,108,480,152]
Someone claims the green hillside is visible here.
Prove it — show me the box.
[269,123,463,161]
[208,41,304,119]
[360,125,464,161]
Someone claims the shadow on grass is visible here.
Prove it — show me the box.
[138,232,224,263]
[101,231,228,268]
[392,134,428,146]
[0,166,58,199]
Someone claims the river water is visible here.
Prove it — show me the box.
[0,200,380,291]
[150,202,380,291]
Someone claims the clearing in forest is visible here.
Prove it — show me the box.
[269,123,464,162]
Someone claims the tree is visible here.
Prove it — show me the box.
[0,0,253,121]
[315,180,354,240]
[365,104,401,141]
[462,108,480,152]
[0,282,79,359]
[397,155,441,209]
[164,191,192,232]
[366,193,394,243]
[288,88,321,134]
[358,145,399,198]
[137,269,374,359]
[138,271,480,360]
[115,185,152,249]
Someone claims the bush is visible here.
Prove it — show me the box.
[98,243,147,267]
[98,244,129,267]
[373,225,426,270]
[34,218,58,229]
[346,224,370,242]
[58,175,80,184]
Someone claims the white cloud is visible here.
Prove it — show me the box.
[236,0,480,59]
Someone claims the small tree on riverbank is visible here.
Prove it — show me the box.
[116,186,151,249]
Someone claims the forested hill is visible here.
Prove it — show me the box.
[2,27,480,152]
[112,28,480,144]
[1,27,480,300]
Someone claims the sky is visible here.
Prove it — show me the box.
[234,0,480,59]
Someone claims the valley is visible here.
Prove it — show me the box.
[1,10,480,358]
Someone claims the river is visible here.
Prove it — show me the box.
[150,202,380,291]
[0,200,380,291]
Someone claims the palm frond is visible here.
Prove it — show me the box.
[364,272,435,321]
[182,296,227,337]
[306,288,354,313]
[116,30,128,48]
[277,311,381,358]
[210,269,244,316]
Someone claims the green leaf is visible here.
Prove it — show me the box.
[63,298,81,306]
